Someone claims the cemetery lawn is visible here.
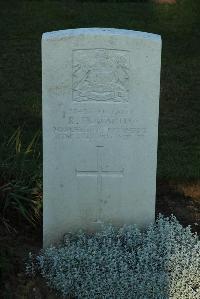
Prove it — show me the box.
[0,0,200,181]
[0,0,200,297]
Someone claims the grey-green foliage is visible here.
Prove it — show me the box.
[27,215,200,298]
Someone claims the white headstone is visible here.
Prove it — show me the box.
[42,28,161,247]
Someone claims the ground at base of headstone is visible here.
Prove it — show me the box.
[0,182,199,298]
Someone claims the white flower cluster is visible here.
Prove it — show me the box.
[26,215,200,298]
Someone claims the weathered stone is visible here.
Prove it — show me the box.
[42,28,161,247]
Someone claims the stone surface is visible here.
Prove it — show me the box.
[42,28,162,247]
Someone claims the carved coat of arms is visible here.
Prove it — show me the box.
[72,49,129,102]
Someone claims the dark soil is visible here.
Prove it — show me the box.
[156,181,200,235]
[0,182,199,298]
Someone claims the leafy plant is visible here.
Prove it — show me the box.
[27,215,200,298]
[0,128,42,229]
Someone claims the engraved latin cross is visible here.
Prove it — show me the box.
[75,146,124,217]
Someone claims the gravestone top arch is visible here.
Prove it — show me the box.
[42,27,161,40]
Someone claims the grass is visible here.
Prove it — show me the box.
[0,0,200,229]
[0,128,42,229]
[0,0,200,182]
[0,2,199,296]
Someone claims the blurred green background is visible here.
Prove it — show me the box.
[0,2,200,293]
[0,0,199,186]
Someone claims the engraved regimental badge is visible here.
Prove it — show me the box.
[72,49,129,102]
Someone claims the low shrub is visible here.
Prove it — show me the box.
[27,215,200,298]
